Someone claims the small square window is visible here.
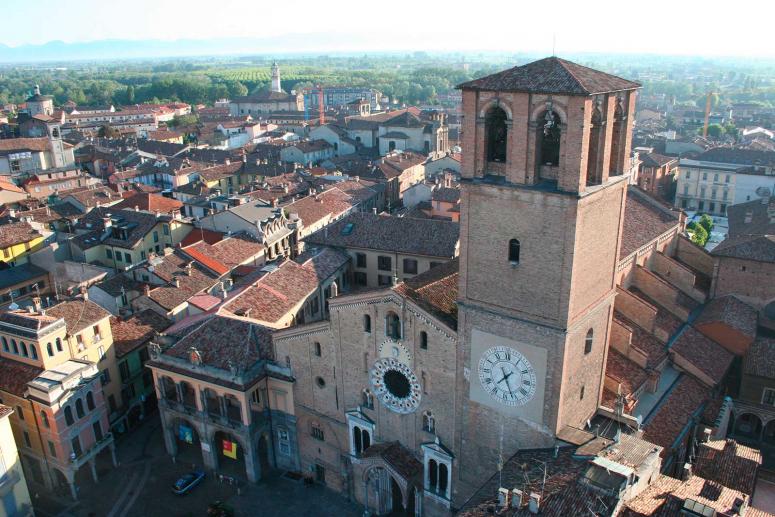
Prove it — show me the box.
[377,256,391,272]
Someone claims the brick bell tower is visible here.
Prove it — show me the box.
[451,57,639,502]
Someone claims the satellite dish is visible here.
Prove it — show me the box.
[8,303,19,310]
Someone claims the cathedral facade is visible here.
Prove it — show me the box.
[274,57,640,516]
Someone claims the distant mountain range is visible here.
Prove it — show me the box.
[0,34,477,63]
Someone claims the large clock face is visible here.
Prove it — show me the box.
[478,346,537,407]
[370,358,422,414]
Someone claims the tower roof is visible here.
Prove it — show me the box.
[457,56,640,95]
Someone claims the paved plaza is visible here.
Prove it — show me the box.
[30,414,362,517]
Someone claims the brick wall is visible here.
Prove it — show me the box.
[632,266,691,321]
[650,252,707,303]
[713,256,775,307]
[614,287,657,334]
[675,235,714,277]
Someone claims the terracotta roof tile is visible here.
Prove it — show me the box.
[144,251,221,311]
[622,474,750,516]
[0,357,43,396]
[46,298,111,335]
[222,260,319,326]
[285,188,355,228]
[642,375,710,455]
[743,337,775,379]
[694,439,762,494]
[163,314,273,370]
[0,221,43,249]
[394,259,458,329]
[605,348,648,400]
[620,187,680,258]
[694,295,758,339]
[458,57,640,95]
[113,192,183,214]
[110,309,171,357]
[670,326,734,385]
[305,212,459,257]
[713,234,775,263]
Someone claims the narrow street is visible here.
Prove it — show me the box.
[30,414,361,517]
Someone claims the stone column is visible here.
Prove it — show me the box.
[163,415,179,458]
[89,459,99,482]
[110,442,118,467]
[244,439,258,483]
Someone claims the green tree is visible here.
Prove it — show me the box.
[689,223,709,246]
[126,85,135,104]
[699,214,714,234]
[98,125,121,138]
[705,123,726,138]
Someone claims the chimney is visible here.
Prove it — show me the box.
[185,262,193,276]
[79,285,89,301]
[32,297,42,313]
[103,216,112,229]
[135,205,140,211]
[329,281,338,298]
[144,284,151,297]
[173,277,180,288]
[528,493,541,514]
[372,207,377,214]
[681,462,692,481]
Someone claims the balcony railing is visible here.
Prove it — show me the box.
[69,432,114,468]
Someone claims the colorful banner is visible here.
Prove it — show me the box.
[223,439,238,459]
[179,424,193,444]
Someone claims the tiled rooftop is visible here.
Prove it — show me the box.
[222,260,319,326]
[457,56,640,95]
[670,326,734,385]
[622,474,750,516]
[743,337,775,379]
[694,295,758,339]
[394,258,459,330]
[620,187,680,258]
[642,375,710,456]
[46,298,111,335]
[0,221,43,249]
[162,314,273,370]
[694,439,762,495]
[111,309,171,357]
[305,211,459,257]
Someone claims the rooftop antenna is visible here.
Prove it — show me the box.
[497,419,504,489]
[552,33,557,57]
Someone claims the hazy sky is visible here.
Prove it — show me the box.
[3,0,775,57]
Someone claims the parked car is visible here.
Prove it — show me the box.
[172,470,206,495]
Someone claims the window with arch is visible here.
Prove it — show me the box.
[508,239,520,264]
[64,406,74,426]
[16,406,24,421]
[47,343,54,357]
[609,101,625,175]
[363,314,371,333]
[86,391,95,411]
[1,336,8,351]
[30,344,38,359]
[485,106,508,163]
[75,398,85,419]
[55,337,63,352]
[40,410,49,428]
[538,110,561,166]
[314,342,322,357]
[11,339,18,354]
[420,331,428,350]
[586,108,603,185]
[385,312,401,340]
[359,388,372,408]
[429,458,438,490]
[580,385,585,400]
[584,329,594,355]
[20,341,29,357]
[422,410,435,433]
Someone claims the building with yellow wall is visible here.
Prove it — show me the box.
[0,405,34,516]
